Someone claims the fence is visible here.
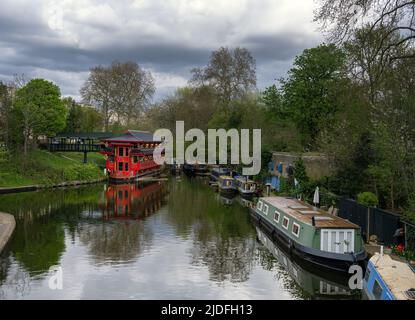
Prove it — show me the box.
[338,198,403,246]
[404,221,415,252]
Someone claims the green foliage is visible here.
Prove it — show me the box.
[404,194,415,224]
[63,163,103,181]
[281,44,346,148]
[357,192,379,207]
[262,84,289,120]
[0,150,104,187]
[293,158,309,185]
[63,97,103,133]
[14,79,67,138]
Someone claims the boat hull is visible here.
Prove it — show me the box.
[109,168,162,184]
[250,207,366,272]
[218,186,238,195]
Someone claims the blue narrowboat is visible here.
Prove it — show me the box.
[363,253,415,300]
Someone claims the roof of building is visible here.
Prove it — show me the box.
[101,130,161,143]
[54,132,115,139]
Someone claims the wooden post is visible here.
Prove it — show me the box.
[367,207,371,244]
[83,151,87,164]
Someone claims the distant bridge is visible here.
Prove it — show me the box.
[41,132,115,163]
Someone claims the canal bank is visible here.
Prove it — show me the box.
[0,212,15,253]
[0,178,107,194]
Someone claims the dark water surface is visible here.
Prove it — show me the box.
[0,177,360,299]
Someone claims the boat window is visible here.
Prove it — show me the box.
[292,222,300,237]
[274,211,280,223]
[263,204,269,215]
[282,217,289,229]
[257,201,263,211]
[119,147,124,157]
[372,279,383,300]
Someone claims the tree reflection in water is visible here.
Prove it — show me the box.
[166,178,257,283]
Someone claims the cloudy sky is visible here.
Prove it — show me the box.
[0,0,322,102]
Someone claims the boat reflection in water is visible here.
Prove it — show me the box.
[216,192,236,206]
[255,225,360,299]
[98,181,167,220]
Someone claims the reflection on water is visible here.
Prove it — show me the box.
[0,178,361,299]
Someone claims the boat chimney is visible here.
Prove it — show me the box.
[380,245,384,257]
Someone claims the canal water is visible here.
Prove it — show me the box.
[0,177,360,299]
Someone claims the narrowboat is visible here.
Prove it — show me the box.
[234,175,257,198]
[250,196,366,272]
[183,162,208,177]
[217,175,238,195]
[210,167,231,182]
[256,226,359,299]
[363,253,415,300]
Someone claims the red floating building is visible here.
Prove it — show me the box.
[100,130,163,182]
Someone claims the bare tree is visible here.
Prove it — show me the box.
[315,0,415,62]
[191,47,256,104]
[80,61,155,131]
[80,66,113,131]
[110,61,155,127]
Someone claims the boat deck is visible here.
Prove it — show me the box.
[261,197,359,229]
[370,253,415,300]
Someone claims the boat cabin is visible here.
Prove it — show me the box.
[218,175,237,192]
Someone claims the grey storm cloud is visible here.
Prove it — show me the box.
[0,0,322,101]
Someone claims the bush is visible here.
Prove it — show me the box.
[357,192,379,207]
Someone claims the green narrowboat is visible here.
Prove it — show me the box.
[250,196,366,272]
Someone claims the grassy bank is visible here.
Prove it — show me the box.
[0,149,105,187]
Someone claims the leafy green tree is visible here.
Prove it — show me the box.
[14,79,67,155]
[281,44,346,148]
[63,97,103,133]
[261,84,289,120]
